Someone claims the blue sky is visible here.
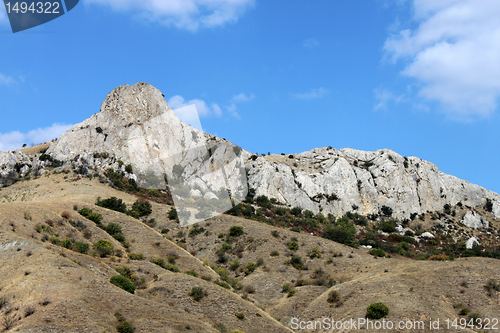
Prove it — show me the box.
[1,0,499,194]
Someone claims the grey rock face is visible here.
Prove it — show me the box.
[0,150,32,188]
[246,147,500,219]
[3,82,499,222]
[462,211,489,229]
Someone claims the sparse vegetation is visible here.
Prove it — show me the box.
[366,302,389,319]
[93,239,114,257]
[110,275,136,294]
[189,287,207,301]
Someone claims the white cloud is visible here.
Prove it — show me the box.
[291,87,329,99]
[384,0,500,118]
[0,73,15,86]
[0,123,72,152]
[231,93,255,103]
[85,0,255,31]
[167,95,222,129]
[303,38,319,48]
[226,104,240,118]
[374,88,408,111]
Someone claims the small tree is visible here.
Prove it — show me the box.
[131,200,152,217]
[366,302,389,319]
[228,226,244,237]
[96,197,127,213]
[93,239,114,257]
[110,275,136,294]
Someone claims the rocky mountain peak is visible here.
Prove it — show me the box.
[99,82,171,121]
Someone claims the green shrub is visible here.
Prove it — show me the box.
[72,242,89,253]
[366,302,389,319]
[229,259,240,270]
[270,250,279,257]
[167,208,178,220]
[214,280,231,289]
[60,239,72,249]
[308,247,322,259]
[379,220,397,233]
[93,239,114,257]
[78,208,91,217]
[235,312,245,320]
[459,308,469,316]
[117,321,134,333]
[49,236,61,245]
[79,208,103,224]
[380,206,393,217]
[255,195,272,208]
[228,226,244,237]
[96,197,127,213]
[369,248,386,257]
[115,265,132,278]
[245,262,258,275]
[105,223,123,236]
[110,275,135,294]
[327,290,340,304]
[287,240,299,251]
[285,255,304,270]
[131,199,152,217]
[128,252,145,260]
[185,270,199,277]
[290,207,302,216]
[189,287,206,301]
[282,283,291,293]
[151,258,166,268]
[287,289,296,297]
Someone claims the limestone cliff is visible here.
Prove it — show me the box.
[2,82,499,221]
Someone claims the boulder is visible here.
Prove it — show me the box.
[462,211,489,229]
[466,237,479,249]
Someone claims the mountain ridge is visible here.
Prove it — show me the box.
[1,82,499,222]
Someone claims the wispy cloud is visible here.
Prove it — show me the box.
[0,123,73,152]
[167,95,222,130]
[231,93,255,103]
[226,104,240,119]
[0,73,16,86]
[291,87,329,99]
[85,0,255,32]
[303,38,319,48]
[226,92,255,118]
[374,88,408,111]
[384,0,500,118]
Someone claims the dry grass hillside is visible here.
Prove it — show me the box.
[1,172,500,332]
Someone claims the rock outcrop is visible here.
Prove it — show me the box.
[0,150,32,188]
[462,211,489,229]
[246,148,500,219]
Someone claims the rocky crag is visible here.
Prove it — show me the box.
[2,82,499,222]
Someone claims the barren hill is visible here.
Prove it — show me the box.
[1,82,500,332]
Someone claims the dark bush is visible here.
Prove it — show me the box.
[327,290,340,304]
[117,321,134,333]
[369,248,386,257]
[131,199,152,217]
[110,275,136,294]
[96,197,127,213]
[189,287,206,301]
[379,220,397,233]
[366,302,389,319]
[381,206,393,217]
[93,239,114,257]
[228,226,244,237]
